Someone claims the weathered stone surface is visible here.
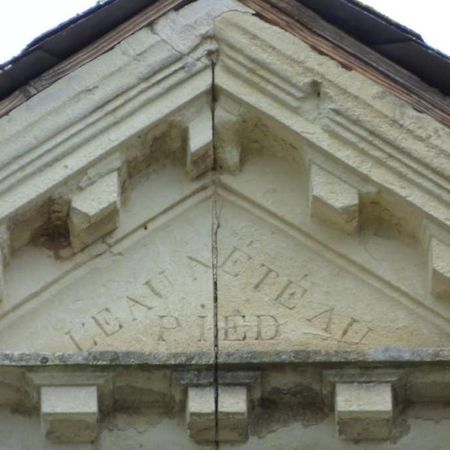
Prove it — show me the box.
[335,382,393,440]
[152,0,252,56]
[41,385,98,442]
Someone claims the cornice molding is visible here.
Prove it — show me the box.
[242,0,450,127]
[0,2,448,231]
[0,0,193,117]
[214,12,450,230]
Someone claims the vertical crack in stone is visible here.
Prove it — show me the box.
[212,190,220,449]
[210,58,220,450]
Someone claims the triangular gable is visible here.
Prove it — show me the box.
[0,0,449,360]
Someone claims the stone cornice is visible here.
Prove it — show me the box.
[0,348,449,366]
[214,12,450,230]
[0,4,448,236]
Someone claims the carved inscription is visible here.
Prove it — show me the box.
[189,246,311,311]
[158,315,181,342]
[65,270,173,351]
[252,264,310,310]
[64,241,374,350]
[92,307,122,337]
[222,314,281,341]
[215,243,372,346]
[306,308,372,345]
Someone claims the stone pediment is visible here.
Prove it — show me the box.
[0,1,449,360]
[1,1,450,447]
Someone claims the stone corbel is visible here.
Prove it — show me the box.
[309,162,360,234]
[177,370,259,444]
[214,106,242,173]
[428,237,450,300]
[323,369,403,441]
[69,170,121,252]
[27,372,112,443]
[186,106,214,179]
[0,222,10,303]
[422,223,450,300]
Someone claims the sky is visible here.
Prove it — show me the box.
[0,0,450,64]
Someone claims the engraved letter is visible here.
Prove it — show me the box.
[187,255,211,270]
[256,315,281,341]
[221,247,251,277]
[158,315,181,342]
[339,318,372,345]
[253,264,279,290]
[92,307,123,337]
[65,322,99,351]
[274,275,309,310]
[307,308,334,334]
[145,270,173,299]
[197,315,208,342]
[223,315,248,341]
[126,296,154,321]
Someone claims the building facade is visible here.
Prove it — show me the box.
[0,0,450,448]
